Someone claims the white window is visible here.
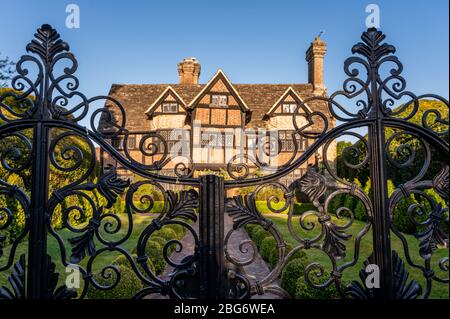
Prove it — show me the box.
[282,103,297,113]
[211,95,227,107]
[162,102,178,113]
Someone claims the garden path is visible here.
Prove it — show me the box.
[158,214,283,299]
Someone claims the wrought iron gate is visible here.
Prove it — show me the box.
[0,25,448,299]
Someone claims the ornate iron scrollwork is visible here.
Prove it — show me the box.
[0,24,448,299]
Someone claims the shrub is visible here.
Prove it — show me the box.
[249,225,262,239]
[295,276,340,299]
[166,224,187,238]
[151,235,166,246]
[145,241,166,275]
[253,228,270,248]
[157,227,178,241]
[87,265,143,299]
[293,203,316,215]
[245,224,257,236]
[260,237,277,261]
[392,195,418,234]
[286,244,308,263]
[354,178,371,221]
[280,258,306,297]
[268,247,279,268]
[112,253,156,274]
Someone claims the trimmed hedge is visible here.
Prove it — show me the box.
[260,237,277,261]
[87,265,143,299]
[112,253,156,273]
[166,224,187,238]
[144,241,166,275]
[295,276,340,299]
[132,240,166,275]
[253,228,271,248]
[268,246,279,268]
[280,258,306,297]
[157,227,178,241]
[286,244,308,261]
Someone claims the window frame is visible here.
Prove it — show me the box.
[281,103,297,114]
[211,94,228,107]
[162,102,179,113]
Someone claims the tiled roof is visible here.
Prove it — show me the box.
[100,82,325,131]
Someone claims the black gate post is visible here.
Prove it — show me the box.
[367,42,393,299]
[27,123,51,299]
[198,175,226,299]
[27,28,54,298]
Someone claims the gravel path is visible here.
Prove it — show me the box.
[157,214,283,299]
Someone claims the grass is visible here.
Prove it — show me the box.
[255,201,316,215]
[262,213,449,299]
[1,210,447,299]
[0,214,157,296]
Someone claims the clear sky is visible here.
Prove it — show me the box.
[1,0,449,126]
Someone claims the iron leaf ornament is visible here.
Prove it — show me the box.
[0,255,25,299]
[67,208,102,264]
[166,189,199,221]
[291,167,327,207]
[345,251,422,299]
[226,193,272,230]
[351,27,396,63]
[68,166,129,263]
[320,214,352,259]
[45,255,77,299]
[26,24,70,63]
[433,165,449,206]
[416,203,449,260]
[97,165,130,208]
[290,167,352,259]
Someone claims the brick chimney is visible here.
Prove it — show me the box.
[178,57,201,85]
[306,34,327,94]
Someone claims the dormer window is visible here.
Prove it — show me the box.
[282,103,297,113]
[162,102,178,113]
[211,95,227,107]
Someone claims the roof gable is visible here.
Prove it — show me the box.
[188,70,250,113]
[265,86,313,116]
[144,86,187,115]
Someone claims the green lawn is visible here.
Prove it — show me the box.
[1,211,447,299]
[0,214,157,296]
[263,213,449,299]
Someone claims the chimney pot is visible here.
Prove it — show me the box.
[178,57,201,85]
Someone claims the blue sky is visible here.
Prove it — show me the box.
[1,0,448,125]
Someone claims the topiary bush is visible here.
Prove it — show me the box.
[166,224,187,239]
[280,258,306,297]
[253,228,271,248]
[268,246,279,269]
[151,235,177,255]
[392,195,419,234]
[87,265,143,299]
[295,276,340,299]
[157,227,178,241]
[132,240,167,275]
[249,225,262,239]
[285,244,308,262]
[245,224,257,236]
[112,253,156,274]
[260,237,277,261]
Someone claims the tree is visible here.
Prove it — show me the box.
[0,53,15,87]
